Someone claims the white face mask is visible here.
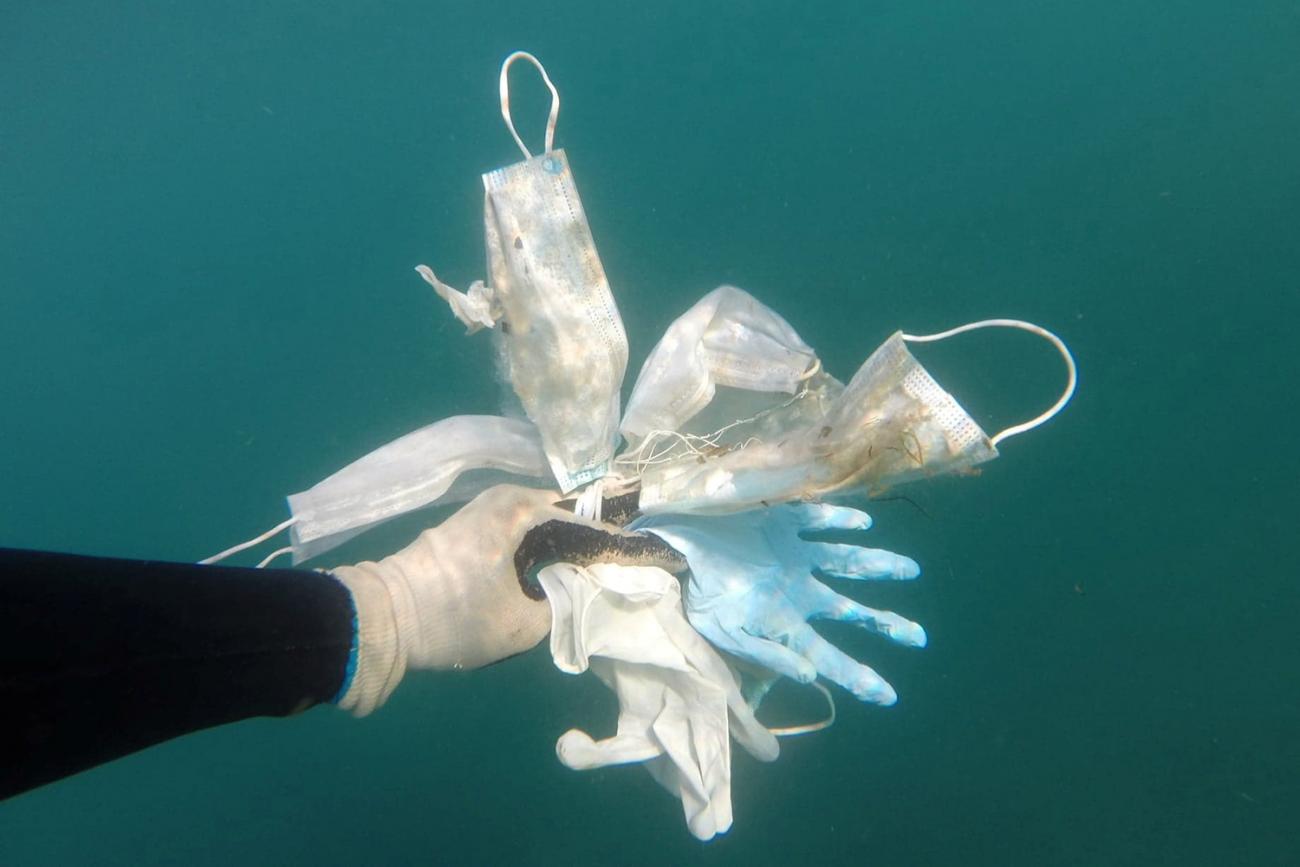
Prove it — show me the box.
[615,285,844,480]
[198,414,555,568]
[620,285,822,443]
[285,415,553,563]
[637,319,1077,515]
[418,52,627,492]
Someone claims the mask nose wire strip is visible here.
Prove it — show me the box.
[198,516,298,565]
[499,50,560,160]
[765,681,837,737]
[901,318,1078,447]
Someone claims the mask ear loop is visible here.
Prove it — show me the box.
[499,50,560,160]
[765,681,837,737]
[199,516,298,565]
[797,356,823,381]
[901,319,1078,447]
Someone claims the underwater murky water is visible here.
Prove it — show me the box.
[3,2,1297,864]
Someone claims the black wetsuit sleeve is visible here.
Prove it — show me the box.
[0,547,355,801]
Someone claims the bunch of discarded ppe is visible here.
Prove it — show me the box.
[206,53,1076,840]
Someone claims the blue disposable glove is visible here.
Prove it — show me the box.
[634,503,926,705]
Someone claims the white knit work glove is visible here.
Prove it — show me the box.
[329,484,682,716]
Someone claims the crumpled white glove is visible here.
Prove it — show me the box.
[538,562,779,841]
[329,485,681,716]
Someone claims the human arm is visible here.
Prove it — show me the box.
[0,485,682,800]
[0,548,352,800]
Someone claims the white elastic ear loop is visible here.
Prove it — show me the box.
[499,51,560,159]
[901,319,1077,447]
[199,516,297,565]
[766,681,837,737]
[256,546,295,569]
[797,357,823,381]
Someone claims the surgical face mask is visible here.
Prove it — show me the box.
[637,319,1077,515]
[199,415,554,568]
[616,285,842,477]
[620,285,822,442]
[418,52,627,492]
[283,414,556,562]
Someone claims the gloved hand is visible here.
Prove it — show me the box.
[635,503,926,705]
[329,484,682,716]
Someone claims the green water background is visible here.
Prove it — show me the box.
[2,2,1298,864]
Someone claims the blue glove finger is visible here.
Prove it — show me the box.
[803,583,928,647]
[691,607,819,685]
[732,630,820,685]
[785,623,898,705]
[809,542,921,580]
[782,502,872,533]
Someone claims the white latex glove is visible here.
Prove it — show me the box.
[539,562,778,841]
[330,485,680,716]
